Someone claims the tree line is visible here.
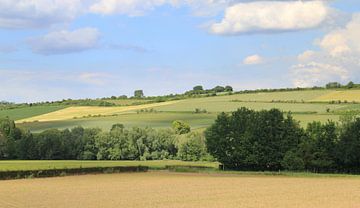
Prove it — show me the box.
[206,107,360,173]
[2,107,360,174]
[0,119,210,162]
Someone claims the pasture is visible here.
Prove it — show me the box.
[0,172,359,208]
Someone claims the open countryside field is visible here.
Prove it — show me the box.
[1,172,360,208]
[13,89,360,132]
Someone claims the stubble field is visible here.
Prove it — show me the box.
[0,172,359,208]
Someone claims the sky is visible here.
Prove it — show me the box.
[1,0,360,103]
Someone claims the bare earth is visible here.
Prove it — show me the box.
[0,172,360,208]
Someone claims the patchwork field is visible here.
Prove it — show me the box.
[17,101,179,123]
[0,172,359,208]
[3,89,360,132]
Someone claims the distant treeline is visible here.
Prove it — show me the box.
[0,119,211,162]
[206,108,360,173]
[2,81,360,110]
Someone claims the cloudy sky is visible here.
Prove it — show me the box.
[1,0,360,103]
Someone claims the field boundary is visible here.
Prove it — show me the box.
[0,166,148,180]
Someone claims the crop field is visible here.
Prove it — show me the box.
[0,160,217,171]
[0,172,360,208]
[18,112,216,132]
[16,101,180,123]
[0,106,65,121]
[312,89,360,102]
[6,89,360,132]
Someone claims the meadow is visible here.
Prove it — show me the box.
[1,172,360,208]
[12,89,360,132]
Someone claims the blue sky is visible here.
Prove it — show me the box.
[1,0,360,103]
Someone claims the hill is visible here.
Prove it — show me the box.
[3,88,358,132]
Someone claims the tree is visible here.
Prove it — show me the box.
[325,82,342,89]
[193,85,204,91]
[212,86,225,93]
[225,86,233,92]
[134,90,144,98]
[336,118,360,172]
[303,121,338,172]
[347,81,354,89]
[178,132,207,161]
[172,120,191,135]
[205,108,304,170]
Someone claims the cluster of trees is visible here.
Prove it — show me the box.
[206,107,360,173]
[0,118,210,162]
[185,85,233,96]
[325,81,360,89]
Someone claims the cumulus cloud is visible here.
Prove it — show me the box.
[210,1,330,35]
[291,62,349,87]
[90,0,168,16]
[0,0,84,29]
[28,28,100,55]
[292,13,360,87]
[243,54,263,65]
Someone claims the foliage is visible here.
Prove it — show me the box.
[172,120,191,135]
[178,132,208,161]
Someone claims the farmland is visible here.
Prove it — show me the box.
[8,89,360,132]
[1,172,360,208]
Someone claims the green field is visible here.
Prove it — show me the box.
[6,89,360,132]
[0,160,218,171]
[0,106,65,121]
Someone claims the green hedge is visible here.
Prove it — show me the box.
[0,166,148,180]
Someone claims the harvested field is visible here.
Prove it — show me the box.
[0,172,360,208]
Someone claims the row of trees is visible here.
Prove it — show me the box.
[0,119,210,161]
[206,107,360,173]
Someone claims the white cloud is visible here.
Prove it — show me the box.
[90,0,168,16]
[318,14,360,57]
[210,1,329,35]
[297,50,316,62]
[28,28,100,55]
[243,54,263,65]
[291,62,349,88]
[0,0,84,29]
[291,13,360,87]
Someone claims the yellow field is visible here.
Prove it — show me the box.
[312,89,360,102]
[0,172,359,208]
[17,101,180,123]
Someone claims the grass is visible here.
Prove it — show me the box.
[1,172,360,208]
[0,160,218,171]
[0,106,65,121]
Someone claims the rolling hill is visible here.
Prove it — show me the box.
[1,89,360,132]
